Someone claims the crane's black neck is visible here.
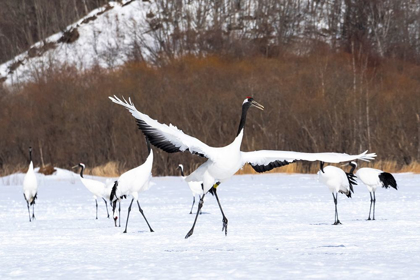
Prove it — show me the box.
[349,163,356,174]
[29,147,32,162]
[237,103,252,136]
[320,161,325,173]
[79,166,84,178]
[179,166,185,177]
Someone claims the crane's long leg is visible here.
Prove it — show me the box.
[189,196,196,214]
[331,193,336,224]
[136,201,154,232]
[336,193,341,225]
[123,199,134,233]
[185,194,205,239]
[118,200,121,227]
[213,188,228,236]
[102,198,110,218]
[198,195,202,215]
[333,193,341,225]
[372,192,376,220]
[95,199,98,220]
[112,201,117,227]
[23,194,31,222]
[26,202,31,222]
[32,204,35,220]
[367,192,373,220]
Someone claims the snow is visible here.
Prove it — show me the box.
[0,0,357,87]
[0,1,157,86]
[1,171,419,278]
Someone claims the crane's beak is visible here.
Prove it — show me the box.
[251,100,264,111]
[71,165,79,169]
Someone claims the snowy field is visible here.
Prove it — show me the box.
[0,171,419,279]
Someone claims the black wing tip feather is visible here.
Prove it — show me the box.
[116,97,207,158]
[379,172,398,190]
[30,193,38,205]
[339,189,352,198]
[345,172,357,194]
[250,160,294,173]
[135,119,181,154]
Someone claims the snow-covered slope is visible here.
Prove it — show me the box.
[0,0,156,86]
[1,172,419,278]
[0,0,341,87]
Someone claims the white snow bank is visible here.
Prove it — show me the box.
[0,173,419,278]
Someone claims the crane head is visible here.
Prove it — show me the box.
[243,97,264,111]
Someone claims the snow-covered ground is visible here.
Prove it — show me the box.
[0,171,419,279]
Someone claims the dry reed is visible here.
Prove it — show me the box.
[1,160,419,178]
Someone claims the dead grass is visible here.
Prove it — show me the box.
[236,160,420,175]
[87,160,420,177]
[1,160,419,178]
[39,164,56,175]
[0,164,28,176]
[85,161,125,177]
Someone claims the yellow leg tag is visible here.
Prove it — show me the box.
[212,182,221,188]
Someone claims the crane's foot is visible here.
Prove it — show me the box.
[123,230,127,233]
[222,217,228,236]
[189,211,193,214]
[367,217,371,221]
[185,229,194,239]
[333,221,342,225]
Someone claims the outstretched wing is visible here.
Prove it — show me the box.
[109,96,217,160]
[242,150,376,173]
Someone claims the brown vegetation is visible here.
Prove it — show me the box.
[38,164,57,175]
[58,28,80,44]
[0,54,419,177]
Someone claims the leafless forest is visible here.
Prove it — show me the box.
[1,0,420,175]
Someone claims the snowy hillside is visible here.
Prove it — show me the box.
[0,0,341,87]
[1,172,419,278]
[0,0,156,86]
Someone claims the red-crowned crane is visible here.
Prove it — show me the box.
[355,165,397,220]
[318,161,357,225]
[177,164,203,214]
[110,96,376,238]
[23,147,38,222]
[109,137,154,233]
[73,163,110,219]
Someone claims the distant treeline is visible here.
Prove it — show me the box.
[2,0,420,65]
[0,54,419,175]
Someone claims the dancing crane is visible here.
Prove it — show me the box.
[109,137,154,233]
[110,96,376,238]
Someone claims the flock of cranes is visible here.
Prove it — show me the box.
[21,96,398,237]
